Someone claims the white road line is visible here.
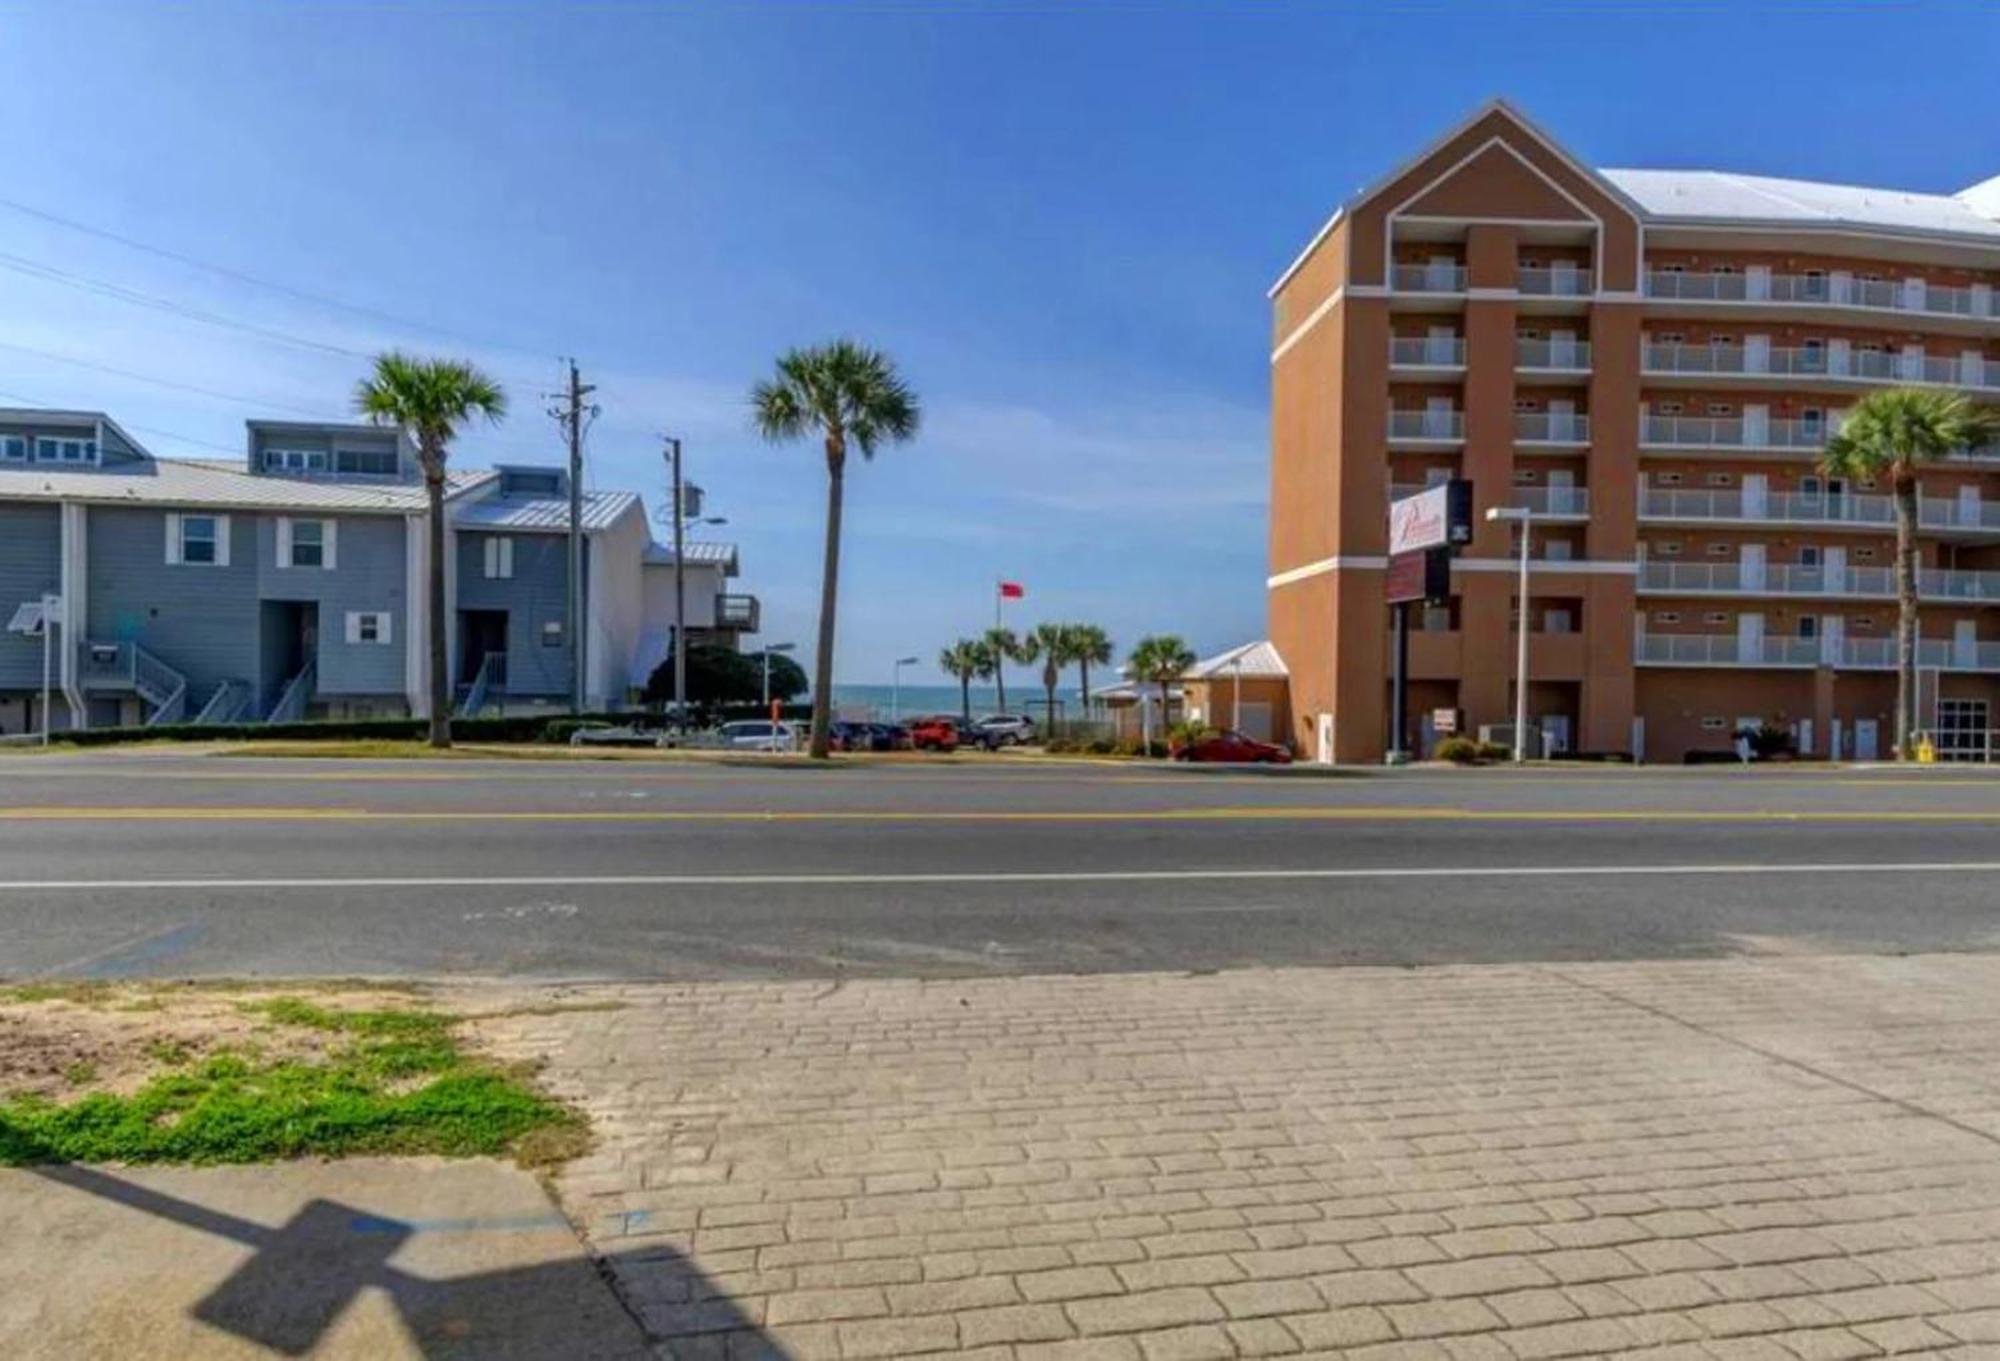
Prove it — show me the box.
[0,862,1996,891]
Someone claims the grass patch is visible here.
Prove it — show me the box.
[0,995,578,1167]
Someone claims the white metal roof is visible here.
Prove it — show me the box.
[0,457,493,514]
[644,540,739,571]
[451,490,639,533]
[1604,169,2000,241]
[1186,640,1289,681]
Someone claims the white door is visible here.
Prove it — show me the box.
[1744,334,1771,374]
[1547,466,1576,514]
[1824,546,1847,594]
[1631,715,1646,762]
[1425,395,1454,437]
[1960,483,1983,529]
[1315,713,1334,764]
[1742,473,1768,521]
[1900,344,1925,382]
[1427,325,1457,365]
[1549,328,1578,369]
[1822,613,1845,666]
[1737,611,1765,662]
[1740,543,1766,591]
[1828,337,1851,376]
[1903,276,1926,311]
[1956,619,1978,669]
[1547,398,1577,441]
[1428,255,1457,291]
[1743,404,1769,447]
[1746,265,1772,301]
[1965,350,1987,387]
[1854,718,1880,761]
[1796,719,1814,757]
[1830,718,1844,759]
[1829,270,1853,305]
[1541,715,1571,755]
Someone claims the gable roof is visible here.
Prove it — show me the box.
[451,489,640,533]
[1186,640,1288,681]
[0,456,493,513]
[644,540,739,573]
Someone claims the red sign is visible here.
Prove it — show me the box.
[1386,548,1450,604]
[998,581,1025,599]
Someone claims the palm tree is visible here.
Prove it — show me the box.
[356,352,506,749]
[1820,388,1999,759]
[982,626,1022,714]
[1126,634,1195,753]
[1070,624,1114,709]
[1019,622,1078,738]
[938,639,988,723]
[752,340,920,759]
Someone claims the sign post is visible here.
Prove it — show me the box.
[1385,482,1472,763]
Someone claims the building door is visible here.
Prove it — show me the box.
[1549,328,1579,369]
[1541,714,1571,755]
[1744,334,1771,374]
[1742,473,1768,520]
[1631,715,1645,763]
[1546,398,1577,442]
[1830,718,1845,759]
[1795,718,1814,756]
[458,610,509,687]
[1960,483,1983,529]
[1740,543,1766,591]
[1824,546,1846,593]
[1743,404,1769,447]
[1315,713,1334,765]
[1427,255,1458,291]
[1822,614,1845,666]
[1745,265,1772,301]
[1956,619,1978,670]
[1547,467,1577,514]
[1737,611,1765,663]
[1854,719,1880,761]
[1424,395,1455,437]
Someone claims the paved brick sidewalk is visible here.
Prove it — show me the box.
[466,956,2000,1359]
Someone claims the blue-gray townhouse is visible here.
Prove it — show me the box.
[0,409,757,733]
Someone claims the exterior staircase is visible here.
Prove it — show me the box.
[455,652,504,719]
[79,641,189,727]
[266,662,316,724]
[193,679,253,726]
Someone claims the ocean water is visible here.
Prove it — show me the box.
[829,683,1084,721]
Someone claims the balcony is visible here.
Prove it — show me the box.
[1389,337,1466,368]
[1644,269,2000,321]
[1516,339,1591,372]
[1515,411,1590,445]
[1638,560,2000,601]
[1392,263,1467,293]
[1388,409,1464,443]
[1643,342,2000,391]
[1517,265,1591,297]
[1640,414,1828,451]
[1638,632,2000,671]
[714,593,761,632]
[1640,486,2000,534]
[1507,486,1590,517]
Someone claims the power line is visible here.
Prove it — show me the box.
[0,383,245,458]
[0,338,341,422]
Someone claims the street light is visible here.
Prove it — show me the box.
[891,655,919,723]
[761,642,796,710]
[1485,504,1534,764]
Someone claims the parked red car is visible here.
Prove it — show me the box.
[1173,730,1293,764]
[907,716,961,752]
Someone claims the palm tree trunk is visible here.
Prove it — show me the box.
[808,441,846,760]
[959,673,970,723]
[1080,659,1091,708]
[1157,680,1171,755]
[1895,476,1919,760]
[1045,673,1057,743]
[994,665,1006,716]
[426,467,451,750]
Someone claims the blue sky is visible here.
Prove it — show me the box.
[3,2,1996,684]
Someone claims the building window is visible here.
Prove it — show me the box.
[1544,539,1573,561]
[0,435,24,461]
[284,518,332,569]
[1658,541,1684,556]
[335,447,398,476]
[35,436,96,464]
[1701,716,1728,731]
[1706,472,1734,487]
[1513,469,1539,484]
[1707,403,1735,416]
[1544,608,1574,634]
[1658,401,1684,416]
[1654,612,1682,625]
[1856,616,1875,628]
[1855,548,1877,561]
[483,536,515,580]
[1514,398,1539,413]
[541,620,564,648]
[1655,331,1685,345]
[1799,546,1821,567]
[345,611,392,645]
[1657,471,1684,486]
[1798,617,1820,639]
[1704,611,1729,625]
[179,516,219,565]
[1706,543,1732,557]
[264,448,329,473]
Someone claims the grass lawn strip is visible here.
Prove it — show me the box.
[0,984,582,1167]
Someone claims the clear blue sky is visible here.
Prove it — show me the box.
[3,2,1996,684]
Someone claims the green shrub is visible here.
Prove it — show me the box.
[1476,741,1510,762]
[1434,736,1481,764]
[1168,720,1216,747]
[1086,737,1118,755]
[1044,736,1081,754]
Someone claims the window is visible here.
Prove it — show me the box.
[283,518,332,569]
[35,436,95,464]
[1711,264,1741,276]
[1659,541,1684,556]
[0,435,23,461]
[1798,617,1820,639]
[1706,472,1734,487]
[1707,403,1735,416]
[1661,264,1687,275]
[1513,469,1539,484]
[345,611,392,645]
[1656,331,1685,345]
[1544,539,1573,561]
[1425,467,1452,487]
[1514,398,1540,413]
[1658,401,1685,416]
[1518,328,1542,341]
[1543,608,1574,634]
[483,536,514,580]
[1799,546,1821,567]
[1856,616,1875,628]
[1855,547,1877,561]
[541,620,564,648]
[335,447,398,476]
[1654,612,1683,625]
[1701,716,1728,731]
[1658,471,1685,486]
[1707,543,1732,557]
[264,448,328,473]
[1709,335,1737,348]
[177,515,220,566]
[1704,611,1730,625]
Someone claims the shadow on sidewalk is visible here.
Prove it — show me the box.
[27,1164,758,1359]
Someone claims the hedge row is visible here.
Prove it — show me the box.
[45,713,637,748]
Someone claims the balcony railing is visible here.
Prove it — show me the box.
[1390,337,1466,367]
[716,593,761,631]
[1640,487,2000,533]
[1516,339,1591,370]
[1644,270,2000,320]
[1507,486,1590,516]
[1392,263,1467,293]
[1388,410,1464,441]
[1638,633,2000,671]
[1644,342,2000,390]
[1517,265,1592,297]
[1515,412,1589,443]
[1641,414,1829,450]
[1639,560,2000,601]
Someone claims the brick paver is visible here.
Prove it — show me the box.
[466,954,2000,1358]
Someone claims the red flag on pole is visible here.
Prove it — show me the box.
[998,581,1025,599]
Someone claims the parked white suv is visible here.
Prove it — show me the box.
[717,720,800,752]
[972,714,1037,747]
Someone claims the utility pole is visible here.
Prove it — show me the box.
[548,361,595,715]
[665,437,687,725]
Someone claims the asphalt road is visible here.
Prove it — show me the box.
[4,750,2000,980]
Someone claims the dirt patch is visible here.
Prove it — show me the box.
[0,982,432,1101]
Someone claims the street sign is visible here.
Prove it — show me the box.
[1385,547,1450,604]
[1388,480,1473,556]
[1432,708,1458,734]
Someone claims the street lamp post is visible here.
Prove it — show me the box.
[761,641,796,710]
[891,656,919,724]
[1230,654,1242,733]
[1485,505,1534,763]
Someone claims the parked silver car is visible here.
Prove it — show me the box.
[971,714,1037,746]
[716,720,800,752]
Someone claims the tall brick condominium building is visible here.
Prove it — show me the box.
[1267,101,2000,764]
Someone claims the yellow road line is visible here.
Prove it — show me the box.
[10,805,2000,824]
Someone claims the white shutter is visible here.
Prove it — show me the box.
[345,611,363,644]
[501,537,513,579]
[322,519,338,571]
[165,512,182,565]
[214,515,232,568]
[484,537,499,579]
[276,517,293,568]
[376,612,392,646]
